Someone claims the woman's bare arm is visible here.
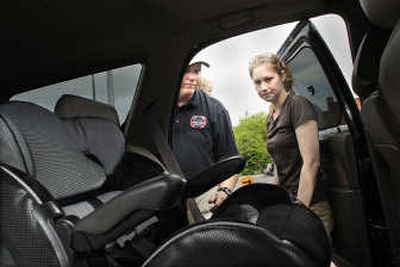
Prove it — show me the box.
[295,120,320,207]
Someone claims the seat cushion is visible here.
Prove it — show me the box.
[62,191,123,219]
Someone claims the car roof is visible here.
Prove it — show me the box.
[1,0,365,98]
[1,0,369,145]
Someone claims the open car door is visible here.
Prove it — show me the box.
[277,19,388,267]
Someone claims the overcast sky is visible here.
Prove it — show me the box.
[192,14,353,126]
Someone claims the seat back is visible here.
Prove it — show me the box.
[0,100,130,266]
[0,101,108,199]
[357,0,400,261]
[55,94,126,176]
[0,101,105,267]
[61,118,125,176]
[0,165,71,267]
[54,94,165,189]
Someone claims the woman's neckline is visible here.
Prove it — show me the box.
[271,93,291,120]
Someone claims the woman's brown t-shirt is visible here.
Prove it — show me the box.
[266,94,325,203]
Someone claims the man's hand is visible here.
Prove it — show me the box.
[208,175,237,211]
[208,190,229,211]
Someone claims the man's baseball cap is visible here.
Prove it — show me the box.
[189,61,210,68]
[187,61,210,71]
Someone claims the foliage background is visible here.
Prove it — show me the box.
[233,112,272,175]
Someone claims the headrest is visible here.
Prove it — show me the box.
[360,0,400,28]
[380,21,400,117]
[55,94,120,125]
[352,29,391,98]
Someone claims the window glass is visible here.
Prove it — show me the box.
[288,47,342,129]
[311,15,353,91]
[11,64,142,123]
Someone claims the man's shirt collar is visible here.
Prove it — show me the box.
[179,90,201,109]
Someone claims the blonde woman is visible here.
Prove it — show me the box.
[249,53,334,237]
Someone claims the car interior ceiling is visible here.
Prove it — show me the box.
[1,0,357,96]
[0,0,366,148]
[1,0,400,266]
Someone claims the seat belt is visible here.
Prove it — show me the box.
[145,115,205,223]
[126,145,167,173]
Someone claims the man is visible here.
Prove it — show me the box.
[172,61,239,212]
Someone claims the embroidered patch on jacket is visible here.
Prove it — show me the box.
[190,115,208,129]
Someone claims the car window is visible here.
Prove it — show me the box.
[191,14,351,128]
[11,64,142,123]
[186,14,351,177]
[287,47,343,130]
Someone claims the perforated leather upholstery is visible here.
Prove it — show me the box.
[0,99,186,266]
[0,166,70,267]
[0,98,331,266]
[144,184,331,267]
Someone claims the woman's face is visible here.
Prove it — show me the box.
[251,64,286,103]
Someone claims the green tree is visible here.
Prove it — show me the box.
[233,112,272,175]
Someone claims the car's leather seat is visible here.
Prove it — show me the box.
[356,0,400,262]
[144,184,331,267]
[53,95,333,266]
[0,100,185,266]
[55,94,167,190]
[0,95,332,266]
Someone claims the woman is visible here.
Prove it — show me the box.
[249,52,333,235]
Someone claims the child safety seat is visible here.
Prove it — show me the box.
[0,96,331,266]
